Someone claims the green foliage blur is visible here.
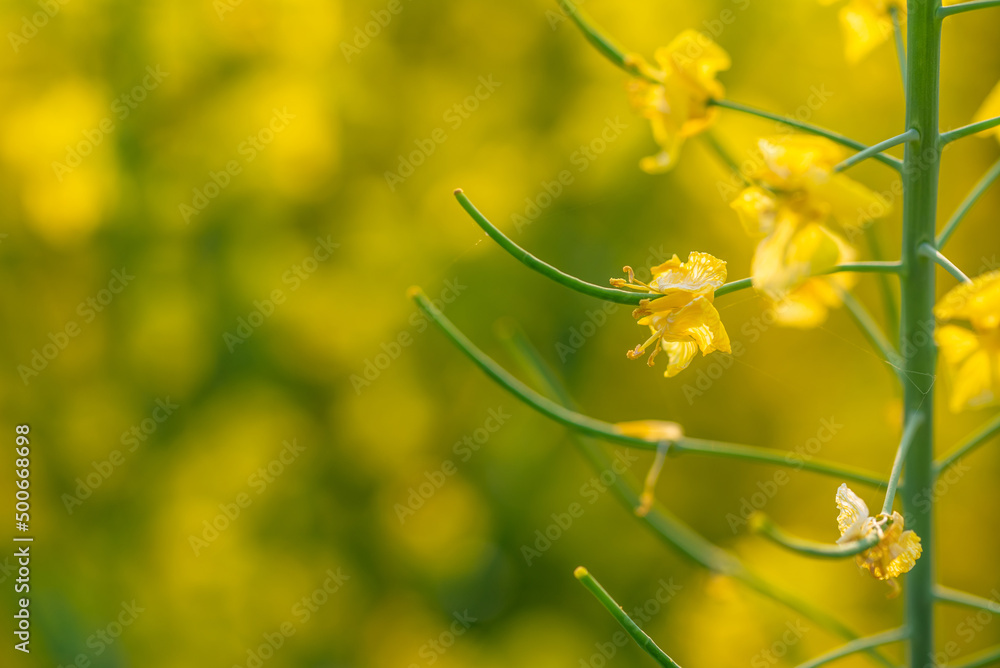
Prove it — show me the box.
[1,0,999,666]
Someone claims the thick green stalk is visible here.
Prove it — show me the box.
[900,2,941,665]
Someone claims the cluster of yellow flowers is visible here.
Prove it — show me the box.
[614,16,1000,419]
[615,31,885,378]
[730,135,885,327]
[599,3,1000,593]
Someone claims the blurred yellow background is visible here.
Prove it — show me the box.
[1,1,999,666]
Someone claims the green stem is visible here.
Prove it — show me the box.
[940,115,1000,145]
[709,99,904,171]
[574,567,682,668]
[882,413,926,514]
[751,513,880,558]
[794,628,909,668]
[936,158,1000,248]
[409,288,889,486]
[938,0,1000,18]
[454,189,656,305]
[500,323,895,668]
[934,585,1000,612]
[934,412,1000,475]
[834,129,918,172]
[919,242,971,283]
[837,288,905,382]
[555,0,657,82]
[715,277,754,297]
[900,3,942,665]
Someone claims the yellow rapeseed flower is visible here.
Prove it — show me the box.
[836,484,921,595]
[730,135,888,326]
[819,0,906,64]
[612,252,731,377]
[973,80,1000,142]
[934,271,1000,412]
[625,30,730,173]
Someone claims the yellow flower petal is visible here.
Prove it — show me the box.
[835,483,871,542]
[934,270,1000,330]
[839,1,894,64]
[661,341,699,377]
[755,135,844,187]
[811,172,892,230]
[658,30,731,100]
[752,220,844,298]
[856,511,922,581]
[934,272,1000,412]
[936,324,980,368]
[769,282,836,328]
[649,251,728,295]
[669,296,732,355]
[730,186,778,236]
[950,348,1000,412]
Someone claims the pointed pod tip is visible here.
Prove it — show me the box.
[573,566,589,580]
[406,286,424,300]
[453,188,464,196]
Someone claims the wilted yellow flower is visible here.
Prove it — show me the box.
[836,484,921,595]
[934,271,1000,412]
[730,135,888,326]
[625,30,730,173]
[616,421,682,516]
[973,80,1000,142]
[612,252,731,377]
[819,0,905,63]
[615,420,683,442]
